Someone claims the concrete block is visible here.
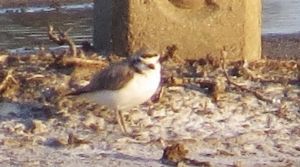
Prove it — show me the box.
[94,0,261,61]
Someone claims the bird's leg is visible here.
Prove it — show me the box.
[116,110,128,134]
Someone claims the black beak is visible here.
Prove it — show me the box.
[147,64,155,69]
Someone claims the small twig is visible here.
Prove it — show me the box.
[48,25,64,45]
[221,50,273,103]
[61,57,108,67]
[0,55,8,65]
[151,86,164,103]
[48,25,77,57]
[160,45,185,63]
[59,27,74,37]
[160,45,177,62]
[169,76,217,96]
[0,68,18,94]
[26,74,46,81]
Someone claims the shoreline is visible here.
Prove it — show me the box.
[0,0,91,8]
[6,33,300,60]
[262,33,300,60]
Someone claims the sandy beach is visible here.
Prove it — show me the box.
[0,1,300,167]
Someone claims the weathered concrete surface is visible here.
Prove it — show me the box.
[93,0,112,54]
[95,0,261,61]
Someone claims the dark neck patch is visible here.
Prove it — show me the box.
[130,58,143,74]
[132,65,143,74]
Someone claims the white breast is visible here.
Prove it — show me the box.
[82,64,161,110]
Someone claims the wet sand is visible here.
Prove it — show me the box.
[263,33,300,60]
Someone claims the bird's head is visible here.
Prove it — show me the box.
[131,49,161,72]
[139,53,160,69]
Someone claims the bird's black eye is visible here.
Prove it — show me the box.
[131,58,141,65]
[136,58,141,63]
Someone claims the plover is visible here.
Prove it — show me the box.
[67,50,162,134]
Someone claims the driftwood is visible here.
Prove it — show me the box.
[50,53,108,68]
[47,25,108,68]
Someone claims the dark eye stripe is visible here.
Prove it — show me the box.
[130,58,141,66]
[141,53,158,58]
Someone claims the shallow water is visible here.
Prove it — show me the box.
[0,1,299,52]
[0,3,93,52]
[263,0,300,34]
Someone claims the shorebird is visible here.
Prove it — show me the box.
[67,50,162,134]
